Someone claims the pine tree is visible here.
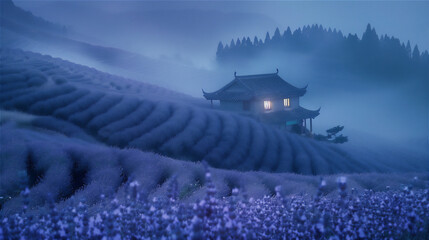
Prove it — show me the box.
[253,36,259,46]
[236,38,241,47]
[326,126,344,138]
[283,27,292,39]
[406,41,412,58]
[264,32,271,44]
[216,41,224,55]
[293,28,301,37]
[246,37,252,47]
[273,27,281,40]
[361,23,379,58]
[361,23,378,44]
[230,39,236,49]
[412,45,420,61]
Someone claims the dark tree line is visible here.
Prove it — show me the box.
[216,24,428,79]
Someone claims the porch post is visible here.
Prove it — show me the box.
[310,118,313,133]
[210,100,213,108]
[301,119,304,134]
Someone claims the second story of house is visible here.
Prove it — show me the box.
[202,70,308,114]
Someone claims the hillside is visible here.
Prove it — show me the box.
[0,49,201,105]
[0,0,222,97]
[1,49,427,176]
[1,1,428,238]
[1,123,427,215]
[1,50,428,238]
[0,0,65,35]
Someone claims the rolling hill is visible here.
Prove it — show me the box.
[1,48,427,176]
[0,0,223,97]
[1,123,427,215]
[1,1,428,238]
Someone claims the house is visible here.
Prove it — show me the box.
[202,70,320,133]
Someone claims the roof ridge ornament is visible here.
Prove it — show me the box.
[234,71,237,77]
[276,68,279,74]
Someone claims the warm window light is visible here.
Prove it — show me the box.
[284,98,290,107]
[264,100,271,110]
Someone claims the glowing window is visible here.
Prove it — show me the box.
[264,100,271,110]
[284,98,290,107]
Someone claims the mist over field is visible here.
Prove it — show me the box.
[5,0,428,148]
[1,0,428,238]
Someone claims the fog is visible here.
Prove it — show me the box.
[217,51,428,150]
[6,0,429,152]
[15,0,429,68]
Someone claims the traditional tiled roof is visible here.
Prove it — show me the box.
[259,107,320,123]
[203,71,307,101]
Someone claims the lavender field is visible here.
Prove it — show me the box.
[1,50,428,239]
[1,0,429,238]
[2,167,428,239]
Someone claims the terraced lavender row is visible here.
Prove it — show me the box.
[3,125,427,215]
[2,168,428,240]
[0,48,199,104]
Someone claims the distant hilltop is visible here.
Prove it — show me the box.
[0,0,66,34]
[216,24,429,80]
